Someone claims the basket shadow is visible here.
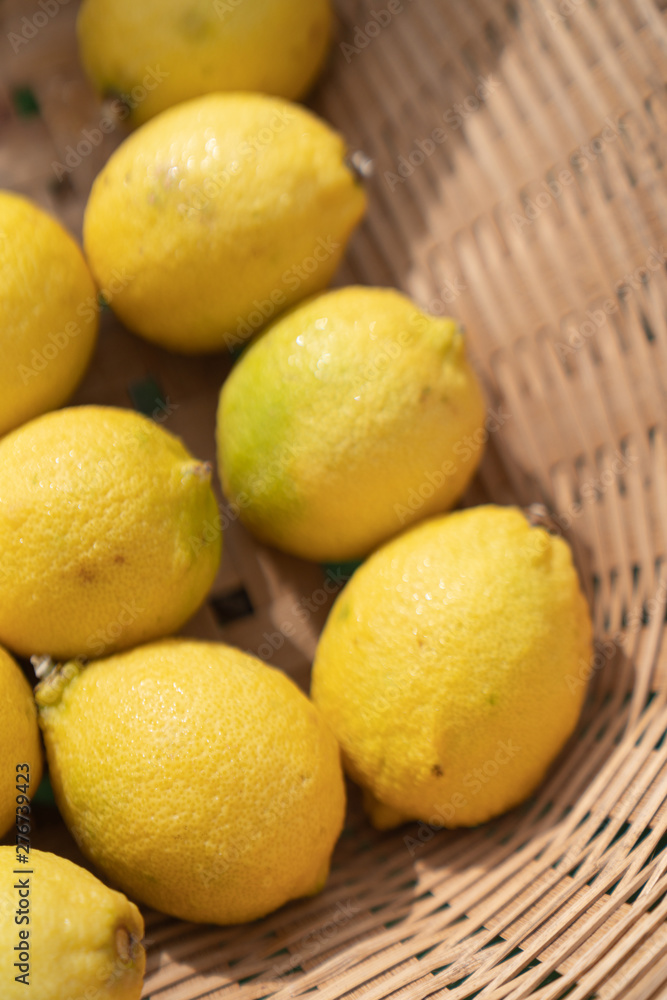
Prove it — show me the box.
[150,443,628,996]
[135,641,638,1000]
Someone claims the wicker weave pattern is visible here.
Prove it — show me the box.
[2,0,667,997]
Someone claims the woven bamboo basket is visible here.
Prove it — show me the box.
[2,0,667,997]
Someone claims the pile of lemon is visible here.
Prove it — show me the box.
[0,2,593,998]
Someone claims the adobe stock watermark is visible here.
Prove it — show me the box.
[192,501,348,656]
[393,405,512,526]
[355,310,472,390]
[340,0,412,63]
[272,898,361,976]
[191,498,251,556]
[404,738,522,856]
[253,568,349,663]
[554,247,666,361]
[7,0,71,53]
[566,571,667,696]
[18,268,135,386]
[385,75,501,191]
[213,0,245,19]
[34,659,80,703]
[198,779,350,892]
[423,276,468,314]
[64,395,180,500]
[82,948,144,1000]
[51,67,169,180]
[512,117,624,232]
[354,309,429,387]
[606,924,667,996]
[221,235,341,350]
[548,446,637,534]
[177,108,294,220]
[191,442,300,557]
[515,450,639,696]
[86,600,145,658]
[545,0,588,27]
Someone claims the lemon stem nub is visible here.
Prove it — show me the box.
[189,461,212,481]
[31,654,56,680]
[524,503,563,536]
[115,926,136,964]
[345,150,374,181]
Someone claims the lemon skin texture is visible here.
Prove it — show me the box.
[0,646,43,837]
[0,191,98,438]
[311,505,593,829]
[217,286,486,562]
[0,406,221,660]
[37,639,346,925]
[77,0,332,125]
[0,847,145,1000]
[83,93,367,353]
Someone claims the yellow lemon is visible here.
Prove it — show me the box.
[217,286,486,562]
[0,406,221,660]
[83,93,366,354]
[0,847,144,1000]
[0,192,98,438]
[36,638,346,925]
[0,647,42,838]
[77,0,332,125]
[311,505,593,828]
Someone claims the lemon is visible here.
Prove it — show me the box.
[77,0,332,125]
[83,93,366,354]
[311,505,593,828]
[0,192,98,438]
[0,406,221,660]
[36,638,346,925]
[0,647,42,838]
[217,286,486,562]
[0,847,144,1000]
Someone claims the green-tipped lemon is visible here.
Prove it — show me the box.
[217,286,486,561]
